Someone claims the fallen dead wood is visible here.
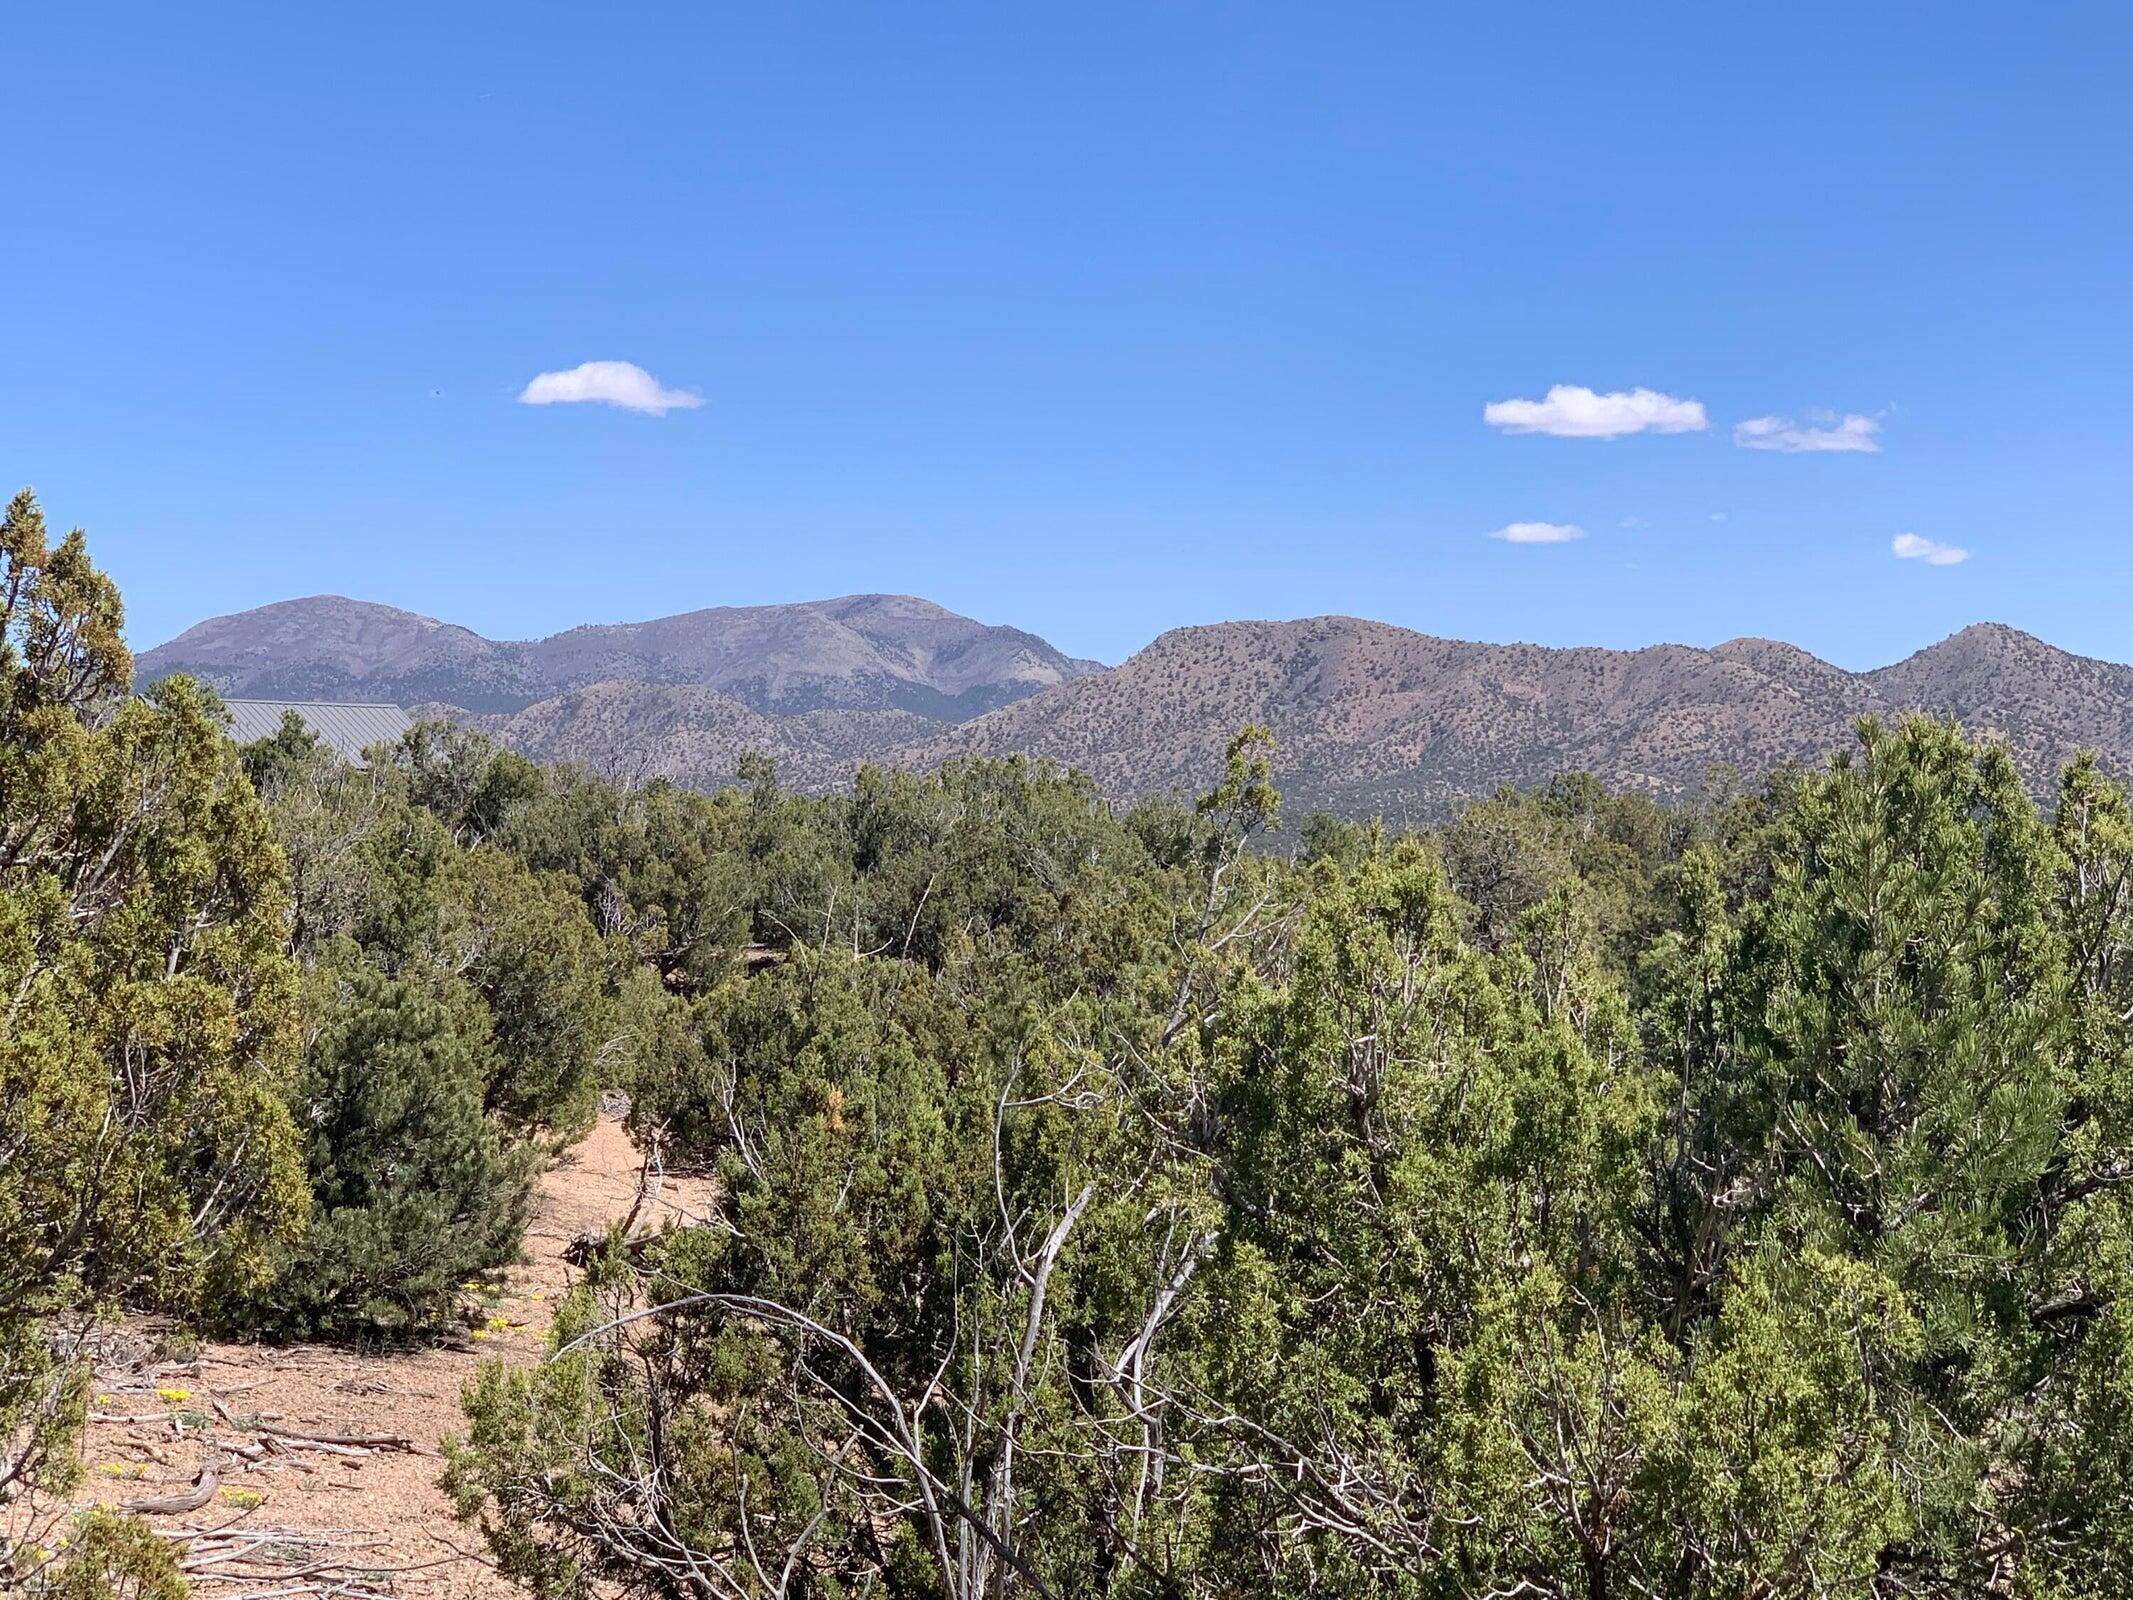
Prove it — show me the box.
[166,1526,438,1600]
[210,1397,419,1453]
[122,1456,224,1515]
[153,1523,388,1543]
[259,1420,417,1452]
[263,1434,371,1459]
[49,1114,703,1596]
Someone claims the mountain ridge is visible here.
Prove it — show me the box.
[139,596,2133,818]
[906,615,2133,815]
[137,593,1104,718]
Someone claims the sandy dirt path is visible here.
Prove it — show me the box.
[50,1115,715,1598]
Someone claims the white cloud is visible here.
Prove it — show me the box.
[1734,411,1882,453]
[1892,532,1969,566]
[1709,511,1729,522]
[1488,520,1586,544]
[1484,385,1707,439]
[517,360,704,416]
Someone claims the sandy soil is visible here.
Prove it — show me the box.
[45,1115,715,1598]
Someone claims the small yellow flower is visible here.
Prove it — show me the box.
[94,1392,115,1405]
[218,1488,264,1508]
[469,1327,489,1340]
[155,1386,191,1404]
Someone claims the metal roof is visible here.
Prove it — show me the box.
[221,699,416,764]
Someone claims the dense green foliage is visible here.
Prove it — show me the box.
[0,498,631,1589]
[443,723,2133,1599]
[228,715,616,1339]
[8,489,2133,1597]
[1,492,304,1590]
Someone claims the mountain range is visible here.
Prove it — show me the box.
[140,593,1102,718]
[137,595,2133,818]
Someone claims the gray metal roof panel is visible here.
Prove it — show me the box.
[221,700,416,763]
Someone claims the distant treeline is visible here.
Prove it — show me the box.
[8,491,2133,1598]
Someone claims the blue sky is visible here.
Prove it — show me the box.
[7,4,2131,667]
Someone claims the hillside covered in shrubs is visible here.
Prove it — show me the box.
[10,493,2133,1598]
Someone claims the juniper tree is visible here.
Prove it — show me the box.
[1,491,305,1587]
[234,723,617,1338]
[244,949,538,1340]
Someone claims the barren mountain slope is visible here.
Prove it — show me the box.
[522,593,1101,716]
[146,593,2133,818]
[138,593,1102,718]
[137,596,544,711]
[904,617,2133,816]
[1864,623,2133,783]
[457,681,933,792]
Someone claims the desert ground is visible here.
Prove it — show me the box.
[46,1115,713,1599]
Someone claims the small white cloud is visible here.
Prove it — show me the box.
[1892,532,1969,566]
[1484,385,1707,439]
[1617,516,1644,529]
[1489,520,1586,544]
[518,360,704,416]
[1734,411,1882,453]
[1709,511,1729,523]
